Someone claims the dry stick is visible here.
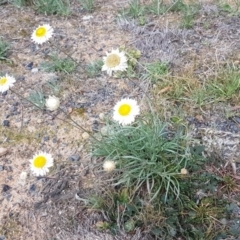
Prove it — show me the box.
[10,89,100,142]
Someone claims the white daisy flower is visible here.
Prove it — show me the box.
[113,98,140,125]
[31,24,53,45]
[45,95,60,111]
[0,74,16,93]
[30,152,54,176]
[102,48,128,76]
[103,160,116,172]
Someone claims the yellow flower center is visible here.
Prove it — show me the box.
[0,77,7,86]
[36,27,47,37]
[105,54,121,68]
[118,104,131,116]
[33,156,47,168]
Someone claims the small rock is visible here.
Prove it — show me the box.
[99,113,105,120]
[19,172,27,186]
[220,218,228,225]
[13,102,19,106]
[31,68,39,73]
[17,76,25,81]
[25,62,33,70]
[233,117,240,124]
[82,132,90,140]
[2,91,7,96]
[82,15,93,20]
[0,148,8,157]
[100,126,108,136]
[29,184,36,193]
[10,106,17,112]
[7,176,12,181]
[0,166,4,171]
[5,193,12,201]
[92,120,99,132]
[4,166,13,172]
[68,154,80,162]
[0,235,5,240]
[2,184,11,193]
[43,136,50,141]
[3,120,10,127]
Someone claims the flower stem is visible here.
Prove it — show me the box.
[10,89,100,142]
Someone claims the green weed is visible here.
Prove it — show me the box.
[85,59,103,77]
[34,0,70,15]
[78,0,95,12]
[11,0,34,7]
[27,90,45,109]
[146,0,166,15]
[92,115,192,202]
[40,55,76,74]
[207,67,240,101]
[0,37,10,61]
[180,3,201,29]
[121,0,145,19]
[142,61,169,83]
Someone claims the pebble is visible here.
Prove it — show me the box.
[13,102,19,106]
[234,116,240,123]
[2,91,7,96]
[25,62,33,70]
[82,15,93,20]
[68,154,80,162]
[0,165,4,171]
[0,147,8,157]
[99,113,105,120]
[82,132,90,140]
[43,136,50,141]
[31,68,39,73]
[100,126,108,136]
[0,235,5,240]
[19,172,27,186]
[4,166,13,172]
[29,184,36,193]
[17,76,25,81]
[3,120,10,127]
[2,184,11,193]
[92,120,99,132]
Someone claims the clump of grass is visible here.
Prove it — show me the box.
[120,0,145,19]
[207,66,240,101]
[180,3,201,29]
[11,0,34,7]
[92,115,192,202]
[40,55,76,74]
[27,90,45,109]
[142,61,169,83]
[146,0,167,15]
[45,78,61,95]
[78,0,95,12]
[0,37,10,61]
[87,165,231,238]
[34,0,70,15]
[85,59,103,77]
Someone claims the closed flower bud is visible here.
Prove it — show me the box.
[45,95,60,111]
[103,160,116,172]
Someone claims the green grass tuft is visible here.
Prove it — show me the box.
[0,37,10,61]
[40,55,76,74]
[92,115,192,202]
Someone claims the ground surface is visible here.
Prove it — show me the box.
[0,0,240,239]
